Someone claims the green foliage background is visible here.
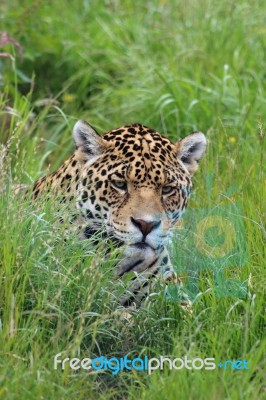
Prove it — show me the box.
[0,1,265,399]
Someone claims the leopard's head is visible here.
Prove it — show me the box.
[73,120,206,273]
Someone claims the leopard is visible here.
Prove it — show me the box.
[31,120,207,307]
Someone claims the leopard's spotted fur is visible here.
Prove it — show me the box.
[31,121,207,306]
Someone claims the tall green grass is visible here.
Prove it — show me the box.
[0,0,265,399]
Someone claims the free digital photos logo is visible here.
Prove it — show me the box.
[54,354,250,375]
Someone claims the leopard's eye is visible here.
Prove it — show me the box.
[111,180,127,191]
[162,185,175,196]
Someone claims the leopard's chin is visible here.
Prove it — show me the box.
[116,243,157,276]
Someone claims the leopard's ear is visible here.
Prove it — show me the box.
[176,131,207,175]
[73,120,107,162]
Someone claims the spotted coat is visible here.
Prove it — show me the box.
[32,121,207,306]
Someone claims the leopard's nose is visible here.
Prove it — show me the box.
[131,217,161,237]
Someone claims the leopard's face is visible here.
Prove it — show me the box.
[74,122,206,272]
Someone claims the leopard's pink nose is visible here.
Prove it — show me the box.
[131,217,161,237]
